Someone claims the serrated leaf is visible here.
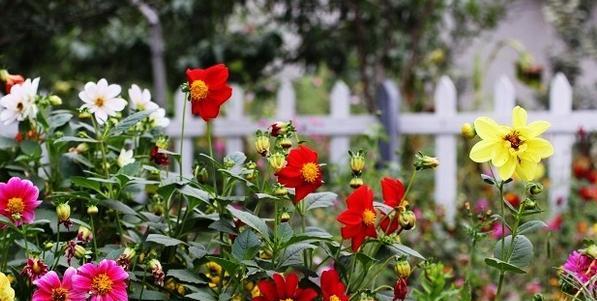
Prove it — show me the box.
[226,205,270,240]
[110,110,154,135]
[484,257,526,274]
[304,192,337,211]
[494,235,534,268]
[167,269,206,284]
[232,229,261,261]
[146,234,185,247]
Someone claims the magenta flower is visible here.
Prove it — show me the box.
[32,267,86,301]
[0,177,42,226]
[490,222,510,240]
[563,251,597,283]
[73,259,129,301]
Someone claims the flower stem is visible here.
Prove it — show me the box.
[90,215,98,259]
[495,181,506,300]
[179,94,188,180]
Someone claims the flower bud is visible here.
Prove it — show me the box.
[273,185,288,197]
[268,152,286,172]
[194,166,209,183]
[56,203,71,222]
[394,258,411,278]
[349,150,366,175]
[76,143,89,153]
[259,249,273,260]
[87,205,99,215]
[77,226,93,242]
[270,121,293,137]
[44,242,55,250]
[280,212,291,223]
[414,152,439,170]
[532,294,545,301]
[526,182,544,195]
[48,95,62,106]
[78,111,92,119]
[122,247,136,260]
[399,210,416,230]
[255,133,270,156]
[277,137,293,149]
[584,244,597,259]
[521,198,537,210]
[349,177,364,189]
[155,136,169,150]
[148,259,162,271]
[461,123,476,139]
[74,245,88,259]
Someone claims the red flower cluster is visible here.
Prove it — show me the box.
[277,145,323,203]
[253,273,317,301]
[321,269,349,301]
[185,64,233,121]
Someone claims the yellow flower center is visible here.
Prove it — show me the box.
[6,197,24,214]
[91,273,113,295]
[281,299,294,301]
[190,80,209,101]
[330,295,341,301]
[95,97,105,108]
[362,209,376,226]
[504,131,524,150]
[300,163,319,183]
[51,287,68,301]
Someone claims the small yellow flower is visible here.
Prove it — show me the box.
[469,106,553,181]
[0,272,15,301]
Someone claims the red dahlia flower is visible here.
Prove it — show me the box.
[379,177,405,234]
[253,273,318,301]
[185,64,233,121]
[276,145,323,203]
[393,278,408,301]
[337,185,377,251]
[321,269,349,301]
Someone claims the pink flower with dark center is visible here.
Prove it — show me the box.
[563,251,597,283]
[73,259,129,301]
[32,267,86,301]
[0,177,42,226]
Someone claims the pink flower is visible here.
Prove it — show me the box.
[0,177,42,226]
[73,259,129,301]
[563,251,597,283]
[547,214,564,231]
[490,222,510,240]
[32,267,86,301]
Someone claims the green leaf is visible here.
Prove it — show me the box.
[146,234,185,247]
[494,235,534,268]
[388,243,426,260]
[48,112,73,130]
[167,269,206,284]
[284,226,332,246]
[186,291,217,301]
[103,199,137,216]
[276,243,315,268]
[71,176,101,192]
[20,140,41,157]
[0,136,16,149]
[110,110,154,135]
[226,205,270,240]
[518,220,548,235]
[117,161,142,177]
[178,185,210,205]
[205,256,241,274]
[304,192,337,211]
[54,136,98,144]
[484,257,526,274]
[232,229,261,261]
[63,153,94,168]
[189,244,207,259]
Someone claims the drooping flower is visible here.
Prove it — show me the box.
[0,272,14,301]
[117,149,135,168]
[185,64,233,121]
[563,251,597,283]
[469,106,553,180]
[337,185,377,251]
[393,278,408,301]
[252,273,318,301]
[79,79,127,125]
[32,267,86,301]
[149,108,170,128]
[321,269,349,301]
[0,177,42,226]
[150,146,169,166]
[128,84,157,111]
[72,259,129,301]
[381,177,405,208]
[0,70,25,93]
[22,258,49,281]
[148,259,164,287]
[0,77,39,125]
[276,145,323,203]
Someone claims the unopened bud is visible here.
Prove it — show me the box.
[461,123,476,139]
[584,244,597,259]
[273,184,288,197]
[44,242,55,250]
[414,153,439,170]
[349,150,366,175]
[268,152,286,172]
[349,177,364,189]
[78,111,92,119]
[399,210,416,230]
[522,198,537,210]
[48,95,62,106]
[56,203,71,222]
[278,137,292,149]
[280,212,291,223]
[194,166,209,183]
[76,143,89,153]
[255,132,270,157]
[270,121,293,137]
[122,247,136,260]
[527,182,544,195]
[87,205,99,215]
[74,245,88,258]
[394,258,411,278]
[77,226,93,242]
[148,259,162,271]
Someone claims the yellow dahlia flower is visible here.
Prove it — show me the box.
[469,106,553,181]
[0,272,15,301]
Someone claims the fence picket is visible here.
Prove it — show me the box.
[329,80,351,165]
[224,85,245,157]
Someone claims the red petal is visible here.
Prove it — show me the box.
[337,210,362,226]
[204,64,230,87]
[287,146,318,168]
[257,279,277,301]
[346,185,373,211]
[284,273,299,297]
[381,177,405,207]
[186,68,206,83]
[193,99,221,121]
[273,274,288,298]
[208,85,233,105]
[295,288,318,301]
[350,228,366,251]
[293,181,321,203]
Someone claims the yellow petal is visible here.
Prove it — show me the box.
[526,138,554,159]
[512,106,527,128]
[470,140,497,162]
[516,159,538,181]
[474,117,503,141]
[498,157,516,180]
[520,120,550,138]
[491,145,510,167]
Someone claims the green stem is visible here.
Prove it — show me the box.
[495,181,506,300]
[90,215,99,259]
[179,94,188,179]
[206,122,218,195]
[52,222,61,269]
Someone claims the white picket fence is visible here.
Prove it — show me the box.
[166,73,597,224]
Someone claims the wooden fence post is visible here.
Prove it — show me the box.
[548,73,574,213]
[376,80,400,164]
[329,80,351,165]
[276,79,296,120]
[434,76,457,225]
[225,85,244,156]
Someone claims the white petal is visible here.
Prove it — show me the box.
[107,98,127,112]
